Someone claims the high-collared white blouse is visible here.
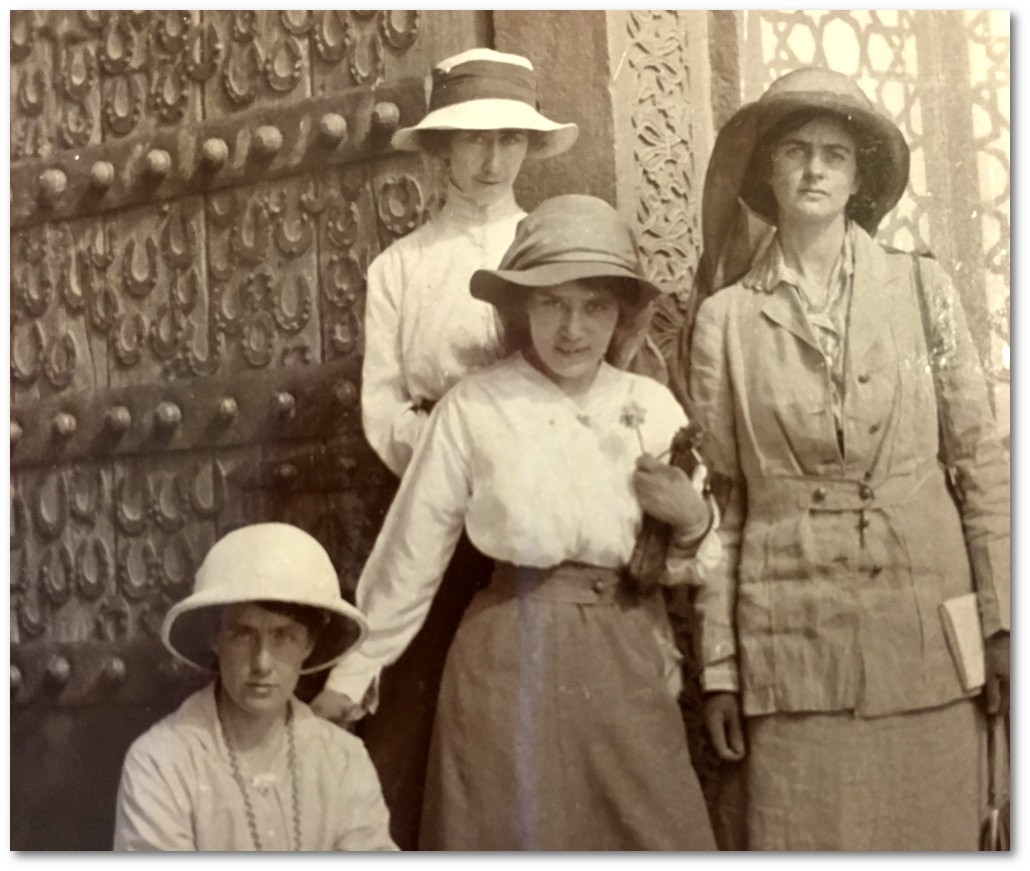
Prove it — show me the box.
[326,353,720,703]
[361,185,525,476]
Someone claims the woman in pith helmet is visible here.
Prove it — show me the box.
[114,523,396,851]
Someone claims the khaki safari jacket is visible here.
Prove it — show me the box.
[689,225,1009,717]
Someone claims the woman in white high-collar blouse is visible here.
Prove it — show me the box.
[313,48,578,849]
[360,48,578,478]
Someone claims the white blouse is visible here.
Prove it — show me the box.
[361,185,525,476]
[114,684,397,851]
[326,353,719,703]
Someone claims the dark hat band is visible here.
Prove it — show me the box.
[430,60,538,111]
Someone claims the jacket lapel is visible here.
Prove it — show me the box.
[759,283,823,355]
[847,228,903,365]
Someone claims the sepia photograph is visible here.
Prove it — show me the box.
[7,7,1011,853]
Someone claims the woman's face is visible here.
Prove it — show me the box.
[766,116,859,227]
[214,603,314,723]
[525,280,620,395]
[447,129,529,206]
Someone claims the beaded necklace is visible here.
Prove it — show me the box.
[220,704,302,851]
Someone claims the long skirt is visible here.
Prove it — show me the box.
[746,698,988,850]
[419,562,717,851]
[359,534,491,849]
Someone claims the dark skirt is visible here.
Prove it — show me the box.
[419,562,717,851]
[359,533,491,849]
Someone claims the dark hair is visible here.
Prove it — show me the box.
[415,128,545,158]
[744,108,884,224]
[496,275,644,359]
[212,600,330,643]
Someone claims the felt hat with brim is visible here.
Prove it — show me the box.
[391,48,579,159]
[705,66,910,239]
[470,194,663,306]
[162,523,368,674]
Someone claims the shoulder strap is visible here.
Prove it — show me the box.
[910,251,938,364]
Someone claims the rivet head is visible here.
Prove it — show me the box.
[46,654,72,688]
[592,579,606,595]
[859,484,874,500]
[319,112,348,144]
[102,656,127,685]
[104,405,132,434]
[159,656,188,683]
[11,420,22,446]
[812,486,827,503]
[371,102,400,134]
[273,391,296,418]
[200,137,229,169]
[335,381,357,406]
[274,463,298,484]
[52,412,77,439]
[154,401,182,430]
[144,148,172,178]
[89,161,116,190]
[11,664,22,694]
[253,125,283,157]
[39,168,68,202]
[216,396,239,422]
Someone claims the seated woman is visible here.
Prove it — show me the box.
[113,523,397,852]
[324,195,718,850]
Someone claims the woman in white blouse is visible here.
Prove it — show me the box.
[314,48,578,848]
[323,196,718,850]
[361,47,578,477]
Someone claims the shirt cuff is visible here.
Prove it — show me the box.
[701,657,739,693]
[323,655,380,710]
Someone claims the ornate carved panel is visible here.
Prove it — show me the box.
[625,11,706,293]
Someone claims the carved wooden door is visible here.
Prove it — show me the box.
[9,9,488,850]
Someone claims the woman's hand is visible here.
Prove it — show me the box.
[704,692,747,762]
[632,453,710,535]
[984,631,1010,716]
[311,688,365,726]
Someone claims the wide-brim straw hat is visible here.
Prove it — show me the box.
[705,66,910,239]
[470,194,664,306]
[162,523,368,674]
[391,48,579,159]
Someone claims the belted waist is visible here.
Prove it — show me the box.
[747,462,940,513]
[489,562,630,604]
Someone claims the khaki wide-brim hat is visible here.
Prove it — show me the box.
[470,194,664,306]
[705,66,910,240]
[391,48,579,159]
[162,523,368,674]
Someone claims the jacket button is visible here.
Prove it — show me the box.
[813,486,827,503]
[857,372,870,384]
[592,579,605,595]
[869,422,881,434]
[859,484,874,500]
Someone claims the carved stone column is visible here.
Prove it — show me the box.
[495,10,715,299]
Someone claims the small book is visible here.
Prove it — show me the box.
[939,593,986,692]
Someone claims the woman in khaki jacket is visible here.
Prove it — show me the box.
[688,68,1009,850]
